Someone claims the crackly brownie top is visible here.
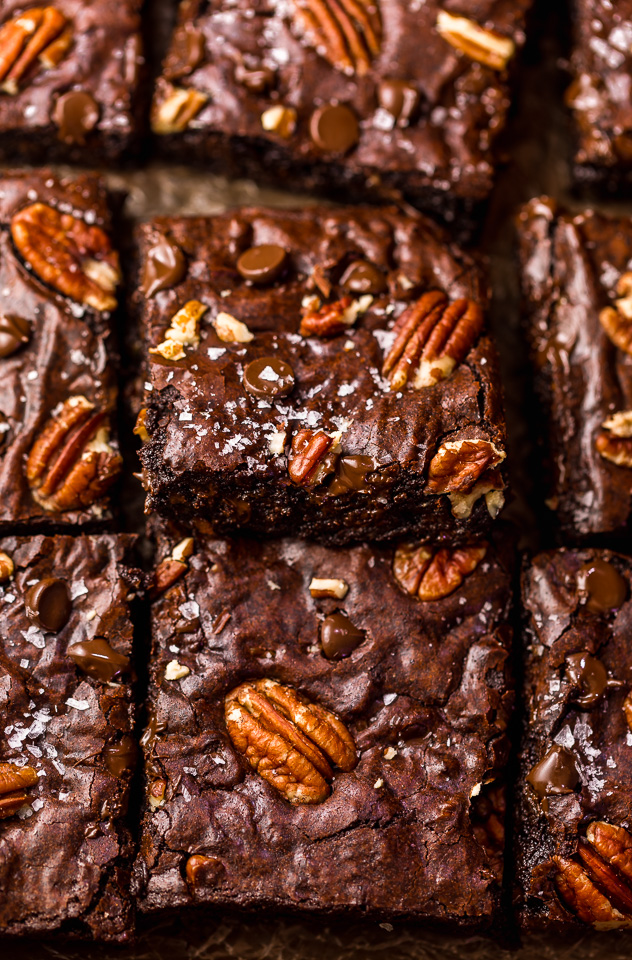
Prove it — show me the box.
[135,534,513,922]
[517,549,632,931]
[153,0,533,199]
[0,535,137,940]
[518,197,632,539]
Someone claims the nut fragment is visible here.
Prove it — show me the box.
[393,543,487,601]
[133,408,150,443]
[436,11,515,70]
[26,396,122,513]
[225,678,357,803]
[0,762,38,819]
[596,410,632,468]
[148,300,207,361]
[470,781,505,874]
[288,429,335,484]
[0,6,71,95]
[11,203,120,312]
[185,854,224,887]
[151,538,194,598]
[291,0,382,76]
[427,438,506,495]
[261,104,297,139]
[152,84,208,133]
[165,660,190,681]
[555,822,632,928]
[309,577,349,599]
[213,311,254,343]
[0,551,14,583]
[300,294,372,337]
[148,778,167,810]
[599,272,632,356]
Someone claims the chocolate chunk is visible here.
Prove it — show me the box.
[565,652,608,708]
[0,314,30,358]
[164,24,205,80]
[579,558,628,613]
[320,611,365,659]
[141,239,187,297]
[328,455,377,496]
[67,637,131,682]
[527,744,580,802]
[377,79,420,127]
[104,735,138,778]
[235,64,276,93]
[52,91,100,146]
[243,356,295,398]
[340,260,386,295]
[309,104,359,154]
[237,244,288,284]
[25,578,71,632]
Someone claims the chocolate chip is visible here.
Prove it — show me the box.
[67,637,130,682]
[309,103,359,154]
[243,356,295,398]
[25,578,71,632]
[320,612,365,660]
[328,455,377,497]
[0,314,30,358]
[104,735,138,778]
[526,744,580,804]
[578,558,628,613]
[340,260,386,295]
[565,652,608,708]
[164,24,205,80]
[235,63,276,93]
[237,244,288,284]
[377,79,420,127]
[141,239,187,297]
[52,91,100,146]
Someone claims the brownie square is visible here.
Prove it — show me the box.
[518,197,632,542]
[150,0,534,224]
[133,531,514,927]
[516,548,632,932]
[0,171,123,534]
[0,1,145,164]
[0,535,138,941]
[135,206,507,546]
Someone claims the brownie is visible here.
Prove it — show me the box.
[0,534,139,941]
[134,206,507,546]
[515,548,632,932]
[0,1,145,165]
[517,196,632,543]
[133,531,514,927]
[150,0,534,225]
[0,171,123,534]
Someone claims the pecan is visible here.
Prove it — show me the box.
[152,84,208,134]
[150,537,194,598]
[0,6,71,95]
[596,410,632,468]
[426,438,506,495]
[148,299,207,361]
[300,294,372,337]
[148,778,167,810]
[0,551,14,583]
[26,395,121,513]
[382,293,483,390]
[261,104,297,139]
[185,854,224,887]
[0,762,38,819]
[393,542,487,601]
[624,691,632,732]
[11,203,120,312]
[436,11,515,71]
[133,408,150,444]
[555,822,632,928]
[599,272,632,356]
[225,678,357,803]
[288,429,335,484]
[470,781,505,874]
[291,0,382,77]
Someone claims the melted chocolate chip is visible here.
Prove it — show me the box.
[141,239,187,297]
[527,744,580,804]
[243,357,295,398]
[104,735,138,778]
[0,314,30,358]
[377,79,420,127]
[237,244,287,284]
[340,260,386,295]
[52,91,100,145]
[25,579,71,632]
[309,104,359,154]
[328,455,377,497]
[578,558,628,613]
[565,652,608,708]
[320,612,365,659]
[164,24,205,80]
[235,63,275,93]
[67,637,130,682]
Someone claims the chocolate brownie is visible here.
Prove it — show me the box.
[150,0,534,225]
[0,534,138,941]
[518,197,632,542]
[0,171,123,534]
[0,1,145,165]
[133,531,514,927]
[134,206,507,546]
[516,548,632,932]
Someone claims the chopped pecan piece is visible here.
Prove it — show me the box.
[148,299,207,361]
[382,292,483,390]
[261,104,297,138]
[288,429,335,484]
[426,438,506,495]
[26,395,122,513]
[0,762,38,819]
[436,11,515,71]
[225,678,357,803]
[150,537,194,598]
[300,294,372,337]
[555,822,632,928]
[393,542,487,601]
[0,6,71,94]
[0,551,14,583]
[185,854,224,887]
[596,410,632,468]
[291,0,382,76]
[11,203,120,312]
[624,691,632,732]
[152,84,208,134]
[599,272,632,356]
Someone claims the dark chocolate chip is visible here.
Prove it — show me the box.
[309,103,359,154]
[104,735,138,778]
[527,744,580,802]
[237,244,288,284]
[0,314,30,358]
[243,356,295,398]
[565,652,608,708]
[52,91,100,145]
[377,79,420,127]
[67,637,130,682]
[25,578,71,632]
[235,63,276,93]
[164,24,205,80]
[141,239,187,297]
[340,260,386,295]
[328,455,377,497]
[320,612,365,660]
[579,558,628,613]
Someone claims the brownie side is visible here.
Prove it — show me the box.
[0,535,138,941]
[515,549,632,932]
[133,533,514,927]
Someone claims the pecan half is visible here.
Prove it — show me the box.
[436,11,515,71]
[26,395,122,513]
[426,438,506,495]
[0,6,71,95]
[0,762,38,819]
[596,411,632,468]
[288,429,335,484]
[291,0,382,77]
[11,203,120,312]
[225,678,357,803]
[382,292,483,390]
[393,542,487,601]
[300,294,372,337]
[599,272,632,356]
[555,822,632,928]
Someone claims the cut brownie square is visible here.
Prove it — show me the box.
[0,171,123,534]
[134,206,507,545]
[516,548,632,932]
[0,534,138,941]
[0,1,145,164]
[518,197,632,542]
[133,531,514,927]
[150,0,534,225]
